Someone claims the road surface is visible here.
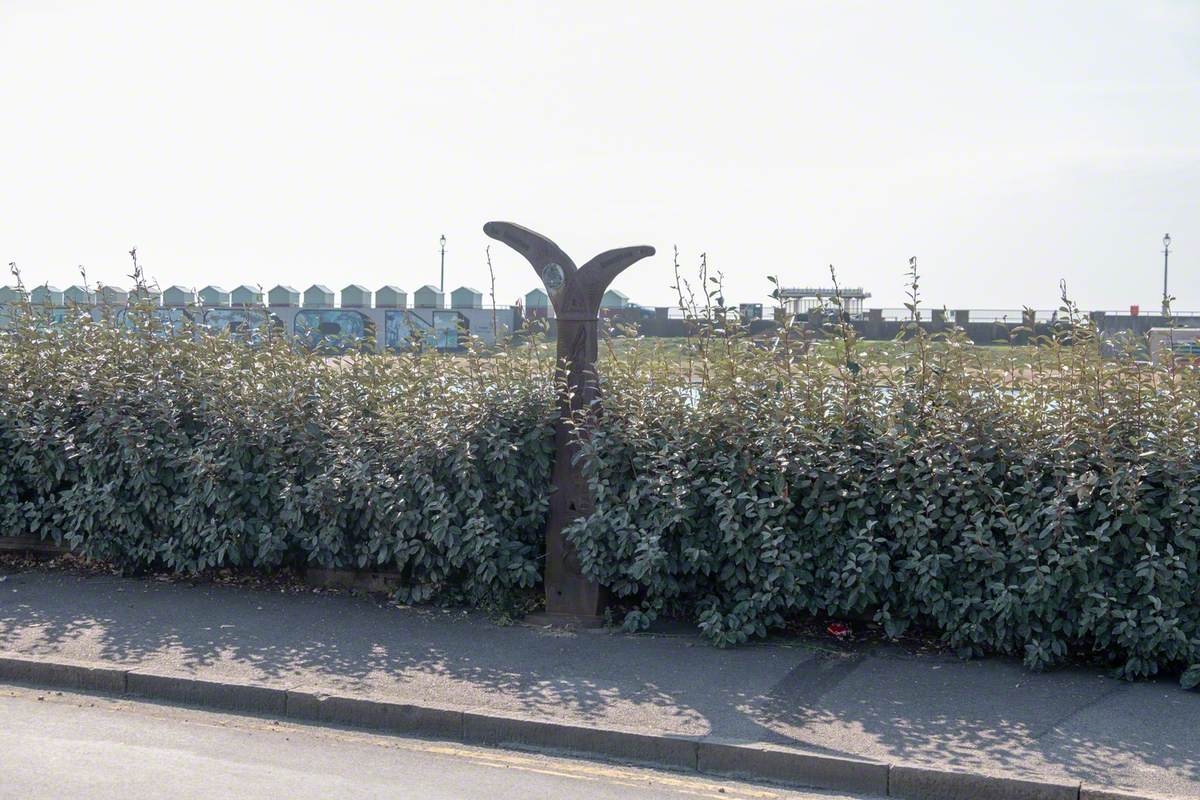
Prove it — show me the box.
[0,684,868,799]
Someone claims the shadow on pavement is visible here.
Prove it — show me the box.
[0,569,1195,795]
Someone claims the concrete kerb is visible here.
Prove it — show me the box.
[888,764,1079,800]
[0,654,126,694]
[126,671,288,716]
[462,711,701,772]
[698,739,889,796]
[1078,789,1179,800]
[286,686,463,742]
[0,652,1172,800]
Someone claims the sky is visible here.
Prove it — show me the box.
[1,0,1198,312]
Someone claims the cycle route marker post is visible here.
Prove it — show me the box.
[484,221,655,625]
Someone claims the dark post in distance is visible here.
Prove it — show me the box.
[483,221,655,623]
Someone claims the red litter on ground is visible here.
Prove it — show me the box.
[826,622,851,639]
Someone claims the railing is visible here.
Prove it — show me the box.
[967,310,1057,323]
[877,308,932,322]
[779,286,871,298]
[1094,309,1200,319]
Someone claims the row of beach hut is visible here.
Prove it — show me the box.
[0,284,633,314]
[0,284,491,310]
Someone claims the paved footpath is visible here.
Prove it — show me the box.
[0,568,1195,799]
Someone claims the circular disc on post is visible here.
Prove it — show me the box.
[542,263,565,293]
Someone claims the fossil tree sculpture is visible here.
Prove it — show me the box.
[483,221,655,622]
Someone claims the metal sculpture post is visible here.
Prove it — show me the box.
[484,221,655,623]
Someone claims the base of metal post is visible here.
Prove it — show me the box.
[523,611,607,629]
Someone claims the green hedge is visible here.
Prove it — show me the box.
[569,313,1200,687]
[0,310,554,609]
[0,297,1198,687]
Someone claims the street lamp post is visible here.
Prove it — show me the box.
[440,234,447,293]
[1162,233,1172,316]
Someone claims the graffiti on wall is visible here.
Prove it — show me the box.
[384,309,513,351]
[384,310,466,350]
[0,303,516,353]
[470,309,513,342]
[0,307,63,327]
[294,309,375,353]
[434,312,459,350]
[1,305,105,330]
[116,307,196,336]
[205,308,283,341]
[384,309,434,351]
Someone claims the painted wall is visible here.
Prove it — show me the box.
[294,309,376,353]
[0,299,521,353]
[204,308,285,342]
[384,308,514,351]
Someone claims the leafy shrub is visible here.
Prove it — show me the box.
[566,271,1200,686]
[0,304,555,610]
[0,265,1198,687]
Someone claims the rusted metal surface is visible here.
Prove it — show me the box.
[483,221,654,622]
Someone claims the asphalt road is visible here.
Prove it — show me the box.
[0,684,868,800]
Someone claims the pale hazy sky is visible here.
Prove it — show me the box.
[2,1,1197,311]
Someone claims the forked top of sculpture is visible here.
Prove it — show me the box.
[483,221,654,319]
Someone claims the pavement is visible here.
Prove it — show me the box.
[0,684,861,800]
[0,568,1195,799]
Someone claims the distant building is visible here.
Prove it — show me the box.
[164,286,196,307]
[130,286,162,306]
[1148,328,1200,362]
[267,285,300,307]
[198,285,230,307]
[303,285,335,308]
[97,285,129,306]
[451,286,483,310]
[738,303,763,321]
[375,286,407,309]
[413,285,445,309]
[601,289,629,310]
[340,284,372,309]
[231,285,263,307]
[0,286,27,306]
[30,285,62,306]
[524,287,550,319]
[524,287,549,309]
[778,286,871,317]
[64,285,95,306]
